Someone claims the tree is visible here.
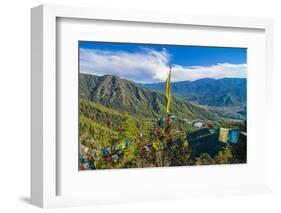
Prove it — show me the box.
[215,145,233,164]
[195,153,215,165]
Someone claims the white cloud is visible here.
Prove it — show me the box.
[172,63,247,81]
[80,48,247,83]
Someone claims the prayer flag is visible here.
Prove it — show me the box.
[165,66,172,113]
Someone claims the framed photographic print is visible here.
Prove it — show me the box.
[31,4,274,208]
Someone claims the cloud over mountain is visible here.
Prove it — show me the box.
[80,47,247,83]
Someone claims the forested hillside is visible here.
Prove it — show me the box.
[79,74,247,170]
[143,78,247,119]
[80,73,221,121]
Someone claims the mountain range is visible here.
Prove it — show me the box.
[143,78,246,107]
[142,78,246,119]
[79,73,221,121]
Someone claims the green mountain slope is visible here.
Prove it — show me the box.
[80,99,154,148]
[143,78,246,107]
[79,73,221,121]
[143,78,246,119]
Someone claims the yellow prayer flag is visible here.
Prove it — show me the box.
[165,67,172,113]
[218,128,230,143]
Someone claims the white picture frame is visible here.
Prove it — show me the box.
[31,4,274,208]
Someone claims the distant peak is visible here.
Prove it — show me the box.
[102,74,117,78]
[193,78,216,82]
[103,74,115,77]
[100,74,122,81]
[81,73,120,79]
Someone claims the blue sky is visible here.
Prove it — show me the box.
[79,41,247,83]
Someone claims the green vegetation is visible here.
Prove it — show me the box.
[80,73,221,121]
[215,145,233,164]
[195,153,215,165]
[143,78,247,120]
[79,73,247,170]
[143,78,246,108]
